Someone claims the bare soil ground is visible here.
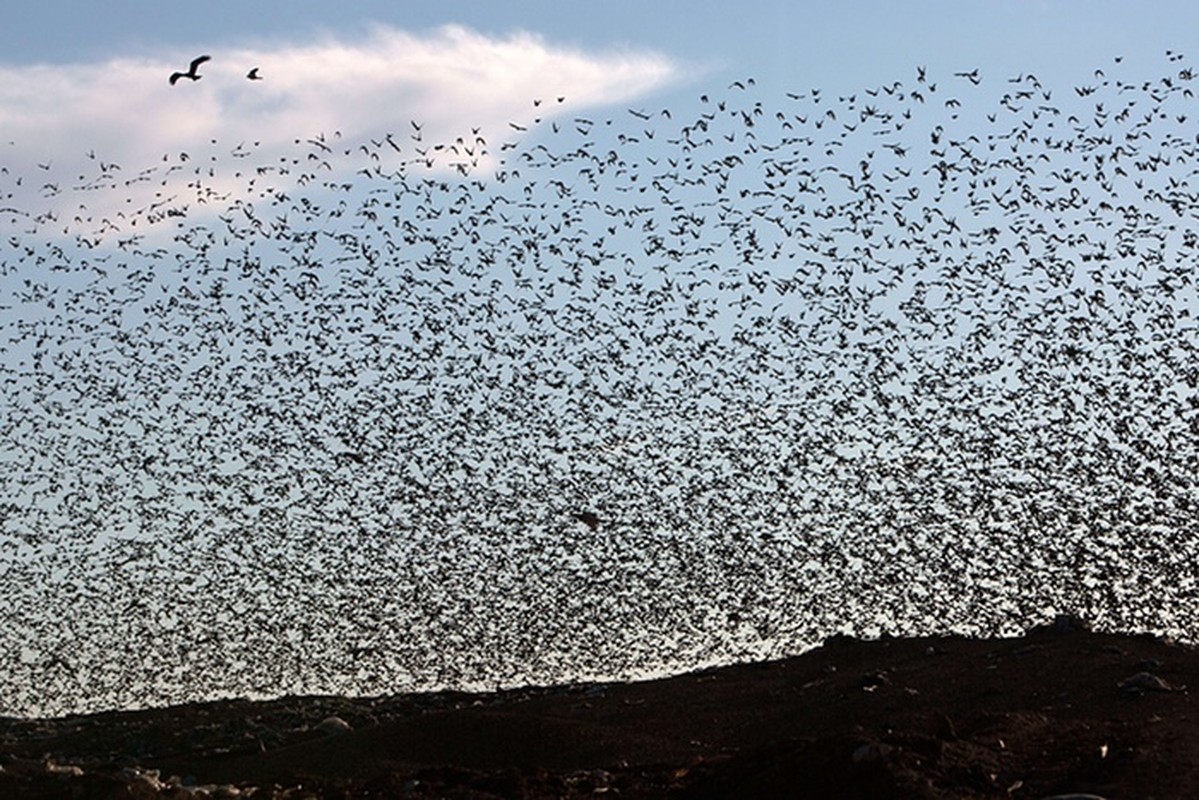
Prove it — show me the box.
[3,619,1196,798]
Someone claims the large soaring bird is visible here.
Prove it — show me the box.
[169,55,211,85]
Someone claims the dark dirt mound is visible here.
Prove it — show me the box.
[3,621,1196,798]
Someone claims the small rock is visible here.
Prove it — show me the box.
[119,767,164,789]
[851,742,893,763]
[316,715,352,734]
[43,762,84,777]
[857,670,891,691]
[1118,672,1180,694]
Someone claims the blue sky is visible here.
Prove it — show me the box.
[5,2,1197,81]
[5,3,1197,79]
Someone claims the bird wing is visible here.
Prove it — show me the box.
[169,72,183,85]
[189,55,212,73]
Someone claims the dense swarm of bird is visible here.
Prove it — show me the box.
[2,54,1198,718]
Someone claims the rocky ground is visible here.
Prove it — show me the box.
[2,617,1196,799]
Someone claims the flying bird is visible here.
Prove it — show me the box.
[246,67,263,81]
[169,55,211,85]
[572,511,600,531]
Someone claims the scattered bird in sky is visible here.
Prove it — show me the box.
[246,67,263,81]
[954,68,982,85]
[169,54,211,85]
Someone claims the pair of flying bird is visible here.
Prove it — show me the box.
[169,55,261,85]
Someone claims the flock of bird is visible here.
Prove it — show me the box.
[2,52,1198,718]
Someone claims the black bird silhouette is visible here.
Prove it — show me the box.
[246,67,262,81]
[169,55,211,85]
[573,511,600,530]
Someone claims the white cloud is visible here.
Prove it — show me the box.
[0,24,684,162]
[0,24,687,233]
